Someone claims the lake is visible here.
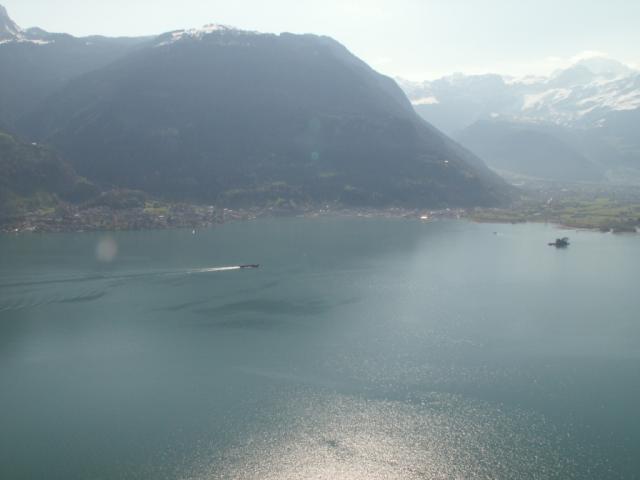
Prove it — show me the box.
[1,218,639,479]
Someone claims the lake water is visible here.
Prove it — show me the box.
[1,218,639,479]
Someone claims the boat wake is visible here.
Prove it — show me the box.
[187,266,243,274]
[0,265,258,311]
[0,265,257,289]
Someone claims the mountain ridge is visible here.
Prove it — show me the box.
[0,4,20,40]
[399,56,640,132]
[398,57,640,181]
[23,26,509,207]
[2,4,511,210]
[0,4,152,128]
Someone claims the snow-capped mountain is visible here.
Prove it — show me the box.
[398,57,640,182]
[154,24,255,47]
[0,4,53,44]
[521,61,640,127]
[0,4,19,39]
[398,56,640,133]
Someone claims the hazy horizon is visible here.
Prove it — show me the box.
[3,0,640,80]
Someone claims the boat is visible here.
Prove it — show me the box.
[548,237,570,248]
[239,264,260,269]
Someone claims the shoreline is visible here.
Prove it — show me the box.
[2,202,638,235]
[467,208,640,234]
[0,204,467,234]
[468,216,638,234]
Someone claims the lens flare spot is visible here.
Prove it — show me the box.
[96,237,118,263]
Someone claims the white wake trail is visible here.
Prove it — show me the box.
[188,266,243,274]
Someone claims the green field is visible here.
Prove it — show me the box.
[470,195,640,232]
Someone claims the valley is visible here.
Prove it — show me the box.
[470,182,640,232]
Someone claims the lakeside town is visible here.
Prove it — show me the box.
[2,182,640,235]
[0,199,469,234]
[3,199,639,235]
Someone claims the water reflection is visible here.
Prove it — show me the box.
[0,219,638,479]
[183,389,581,479]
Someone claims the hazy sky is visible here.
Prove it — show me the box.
[4,0,640,80]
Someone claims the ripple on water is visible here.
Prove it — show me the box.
[178,389,585,480]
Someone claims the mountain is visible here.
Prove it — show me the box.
[0,4,148,128]
[398,57,640,182]
[399,73,519,137]
[399,57,640,134]
[22,25,509,208]
[0,3,19,40]
[0,130,97,216]
[456,120,604,182]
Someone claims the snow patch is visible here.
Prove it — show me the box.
[412,96,439,106]
[522,89,571,110]
[0,36,53,45]
[575,83,640,112]
[156,24,241,46]
[398,54,639,129]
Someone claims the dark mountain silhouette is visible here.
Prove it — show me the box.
[23,27,509,207]
[2,2,510,209]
